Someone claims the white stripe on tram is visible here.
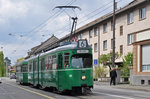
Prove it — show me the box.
[17,68,92,73]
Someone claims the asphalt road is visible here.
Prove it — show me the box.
[0,78,150,99]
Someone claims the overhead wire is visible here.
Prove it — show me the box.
[38,0,120,39]
[9,0,128,63]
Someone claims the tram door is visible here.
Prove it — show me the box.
[58,53,63,89]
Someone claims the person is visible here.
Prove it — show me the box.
[110,68,117,86]
[64,62,69,68]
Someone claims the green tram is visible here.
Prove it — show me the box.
[18,40,93,93]
[16,60,28,84]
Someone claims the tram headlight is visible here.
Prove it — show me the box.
[81,76,86,80]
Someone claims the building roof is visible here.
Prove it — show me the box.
[34,35,59,54]
[26,35,59,58]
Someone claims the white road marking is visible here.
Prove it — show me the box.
[93,91,135,99]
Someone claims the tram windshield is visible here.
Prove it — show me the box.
[71,54,92,68]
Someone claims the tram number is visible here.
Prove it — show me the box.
[78,40,87,48]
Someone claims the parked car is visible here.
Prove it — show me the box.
[10,75,16,79]
[0,78,2,83]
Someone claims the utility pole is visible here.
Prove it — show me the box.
[112,0,116,68]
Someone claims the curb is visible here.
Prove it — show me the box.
[94,82,150,92]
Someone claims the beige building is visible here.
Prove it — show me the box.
[60,0,150,84]
[68,0,150,68]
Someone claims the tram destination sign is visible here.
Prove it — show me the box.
[77,50,89,53]
[77,39,88,48]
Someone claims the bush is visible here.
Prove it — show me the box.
[95,66,107,79]
[121,52,133,77]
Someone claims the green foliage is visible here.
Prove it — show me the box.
[121,52,133,77]
[98,52,119,69]
[95,66,107,78]
[4,57,11,66]
[123,52,133,66]
[0,51,6,77]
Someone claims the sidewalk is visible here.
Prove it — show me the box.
[94,81,150,92]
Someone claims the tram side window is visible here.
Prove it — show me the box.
[29,62,33,72]
[45,56,48,70]
[64,53,70,68]
[16,66,21,72]
[21,65,28,72]
[52,55,57,69]
[33,61,37,71]
[48,56,52,70]
[41,58,45,70]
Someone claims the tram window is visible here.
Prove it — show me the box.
[29,62,33,72]
[52,55,56,69]
[21,65,27,72]
[71,54,92,68]
[64,53,70,68]
[48,56,52,70]
[33,61,37,71]
[41,58,45,70]
[45,56,48,70]
[16,66,21,72]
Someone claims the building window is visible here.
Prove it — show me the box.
[120,45,123,55]
[141,80,145,85]
[120,26,123,36]
[142,44,150,72]
[127,12,133,24]
[103,40,107,50]
[89,30,92,38]
[128,34,134,45]
[94,43,98,52]
[103,23,107,33]
[94,27,98,36]
[139,7,146,20]
[111,39,113,49]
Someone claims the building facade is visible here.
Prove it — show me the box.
[69,0,150,67]
[131,29,150,85]
[69,0,150,85]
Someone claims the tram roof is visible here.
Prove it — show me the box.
[27,41,91,60]
[16,60,28,66]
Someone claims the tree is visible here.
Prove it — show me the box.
[0,51,6,77]
[98,52,120,70]
[121,52,133,77]
[4,57,11,66]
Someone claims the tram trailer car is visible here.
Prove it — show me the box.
[28,40,93,93]
[16,61,28,84]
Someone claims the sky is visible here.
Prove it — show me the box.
[0,0,133,65]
